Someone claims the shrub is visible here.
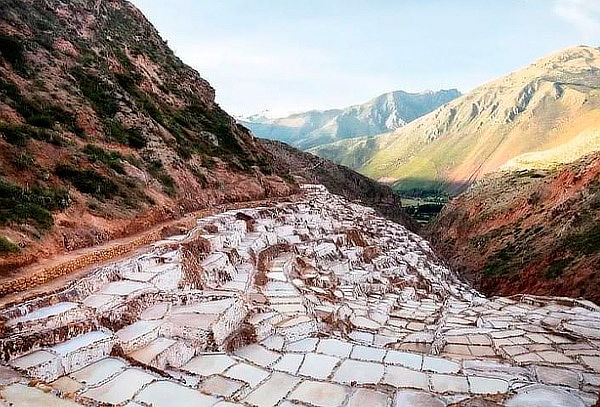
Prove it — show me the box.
[83,144,125,174]
[545,258,572,279]
[102,119,147,148]
[146,159,176,196]
[71,68,119,118]
[0,34,25,65]
[11,152,35,170]
[202,156,217,169]
[483,246,517,277]
[0,236,20,254]
[0,180,70,231]
[0,122,66,146]
[564,224,600,256]
[55,164,119,200]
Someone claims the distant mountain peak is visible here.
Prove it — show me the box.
[240,88,460,150]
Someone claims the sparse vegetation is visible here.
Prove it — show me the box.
[71,67,119,118]
[146,159,176,196]
[0,180,70,231]
[83,144,125,174]
[0,122,66,146]
[102,119,147,148]
[563,224,600,256]
[0,236,20,254]
[545,258,572,279]
[55,164,119,200]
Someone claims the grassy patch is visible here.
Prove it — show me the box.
[71,67,119,118]
[83,144,125,174]
[0,34,25,66]
[563,224,600,256]
[0,180,70,231]
[0,122,67,146]
[483,245,517,277]
[55,164,119,200]
[545,258,573,279]
[102,119,147,148]
[0,236,20,254]
[146,159,176,196]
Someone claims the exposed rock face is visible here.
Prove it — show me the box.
[0,0,297,269]
[311,46,600,196]
[0,185,599,406]
[260,139,416,230]
[427,152,600,304]
[240,89,460,150]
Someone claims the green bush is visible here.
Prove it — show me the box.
[0,236,20,254]
[545,258,572,279]
[71,68,119,118]
[0,180,70,231]
[146,159,176,196]
[0,34,25,65]
[0,122,66,146]
[564,224,600,256]
[83,144,125,174]
[102,119,147,148]
[55,164,119,200]
[483,246,517,277]
[11,152,35,170]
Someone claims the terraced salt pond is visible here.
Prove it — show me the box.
[0,185,599,406]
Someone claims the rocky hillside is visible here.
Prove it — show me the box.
[261,139,416,230]
[241,89,459,150]
[0,0,298,272]
[312,46,600,196]
[427,152,600,303]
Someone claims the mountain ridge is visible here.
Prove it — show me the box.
[240,88,460,150]
[311,45,600,196]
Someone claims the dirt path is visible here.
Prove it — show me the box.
[0,193,303,308]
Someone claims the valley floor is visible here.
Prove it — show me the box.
[0,185,598,407]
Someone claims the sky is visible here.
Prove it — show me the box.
[130,0,600,118]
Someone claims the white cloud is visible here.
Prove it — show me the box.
[553,0,600,40]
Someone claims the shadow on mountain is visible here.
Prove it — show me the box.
[390,177,470,198]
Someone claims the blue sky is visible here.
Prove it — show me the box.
[131,0,600,117]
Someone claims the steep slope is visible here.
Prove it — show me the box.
[0,0,297,272]
[241,89,460,150]
[260,139,416,230]
[427,152,600,303]
[312,46,600,196]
